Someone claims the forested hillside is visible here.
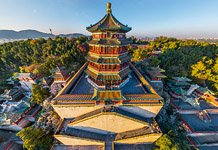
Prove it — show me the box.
[131,36,218,92]
[0,36,88,92]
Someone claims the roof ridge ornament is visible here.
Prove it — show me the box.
[107,2,112,14]
[86,2,131,33]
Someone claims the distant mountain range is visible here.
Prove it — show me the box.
[0,29,85,40]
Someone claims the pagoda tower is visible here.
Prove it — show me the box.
[86,2,132,90]
[52,3,163,150]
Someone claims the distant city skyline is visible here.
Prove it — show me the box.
[1,0,218,38]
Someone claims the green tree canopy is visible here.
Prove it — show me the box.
[0,36,87,84]
[130,36,218,92]
[16,127,53,150]
[132,47,153,61]
[31,84,50,104]
[154,134,178,150]
[149,56,161,67]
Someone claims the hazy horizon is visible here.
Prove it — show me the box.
[1,0,218,38]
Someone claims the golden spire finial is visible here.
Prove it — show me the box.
[107,2,112,14]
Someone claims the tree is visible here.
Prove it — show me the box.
[191,57,215,87]
[24,64,41,73]
[154,134,178,150]
[31,84,50,104]
[209,57,218,92]
[132,47,152,61]
[191,60,208,79]
[16,127,53,150]
[149,56,161,67]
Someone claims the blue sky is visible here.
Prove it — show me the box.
[0,0,218,38]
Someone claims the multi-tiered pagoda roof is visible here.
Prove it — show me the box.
[87,3,131,33]
[85,2,134,90]
[52,3,163,150]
